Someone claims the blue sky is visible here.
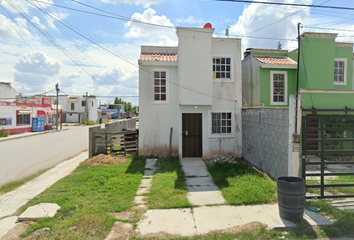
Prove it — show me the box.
[1,0,354,106]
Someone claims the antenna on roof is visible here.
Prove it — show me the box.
[277,41,282,50]
[226,26,229,38]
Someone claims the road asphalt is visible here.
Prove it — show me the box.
[0,132,352,239]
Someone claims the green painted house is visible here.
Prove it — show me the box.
[242,32,354,110]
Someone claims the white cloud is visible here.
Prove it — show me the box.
[31,16,46,30]
[124,8,175,40]
[60,72,81,88]
[230,0,313,50]
[158,35,177,46]
[101,0,166,8]
[14,52,61,76]
[2,0,53,14]
[92,67,124,86]
[175,15,205,25]
[45,12,69,29]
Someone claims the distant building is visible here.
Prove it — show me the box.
[0,82,17,102]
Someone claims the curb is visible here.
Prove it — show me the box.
[0,128,69,143]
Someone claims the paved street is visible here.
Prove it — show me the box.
[0,126,90,186]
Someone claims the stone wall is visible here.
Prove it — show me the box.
[89,119,136,157]
[242,108,289,179]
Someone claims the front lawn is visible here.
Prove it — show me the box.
[20,155,146,239]
[207,161,277,205]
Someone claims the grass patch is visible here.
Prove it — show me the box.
[148,157,192,209]
[306,199,354,238]
[0,169,49,194]
[0,129,9,138]
[20,155,145,239]
[207,162,277,205]
[82,120,98,125]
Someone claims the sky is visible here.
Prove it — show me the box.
[1,0,354,106]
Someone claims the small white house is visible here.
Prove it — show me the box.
[49,95,98,123]
[138,25,242,158]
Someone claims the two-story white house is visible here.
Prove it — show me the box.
[138,25,242,158]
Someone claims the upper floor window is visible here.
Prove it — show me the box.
[271,71,287,105]
[212,112,231,134]
[154,71,166,101]
[213,57,231,79]
[71,102,75,110]
[82,101,86,107]
[334,58,347,85]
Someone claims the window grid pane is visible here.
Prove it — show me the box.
[334,61,345,83]
[154,71,167,101]
[213,57,231,79]
[212,112,232,134]
[273,73,285,103]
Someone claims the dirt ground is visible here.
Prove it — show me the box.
[82,154,130,165]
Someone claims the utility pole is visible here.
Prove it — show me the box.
[85,91,88,122]
[294,23,301,135]
[55,83,59,131]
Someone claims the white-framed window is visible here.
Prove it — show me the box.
[213,57,231,79]
[270,71,288,105]
[154,71,166,101]
[334,58,347,85]
[71,102,75,110]
[212,112,232,134]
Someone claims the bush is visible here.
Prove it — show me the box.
[0,129,9,138]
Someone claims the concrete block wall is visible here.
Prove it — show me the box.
[89,119,136,157]
[242,108,289,179]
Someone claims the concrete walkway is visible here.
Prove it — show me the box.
[180,158,226,206]
[135,158,334,238]
[0,151,88,239]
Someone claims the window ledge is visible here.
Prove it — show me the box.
[209,134,235,139]
[213,79,234,83]
[334,82,347,86]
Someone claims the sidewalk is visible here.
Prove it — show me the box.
[0,151,88,239]
[0,128,68,142]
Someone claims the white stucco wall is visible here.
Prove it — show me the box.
[177,27,213,105]
[0,83,17,101]
[139,64,179,156]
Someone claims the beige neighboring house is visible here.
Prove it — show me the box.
[138,25,242,157]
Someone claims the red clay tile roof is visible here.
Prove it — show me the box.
[140,53,177,62]
[254,56,297,65]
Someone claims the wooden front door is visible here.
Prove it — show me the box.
[182,113,202,157]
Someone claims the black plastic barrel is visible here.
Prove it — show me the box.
[277,176,305,221]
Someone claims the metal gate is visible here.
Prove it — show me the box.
[302,109,354,199]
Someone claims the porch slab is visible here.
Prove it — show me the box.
[137,209,196,237]
[180,158,207,167]
[146,159,157,169]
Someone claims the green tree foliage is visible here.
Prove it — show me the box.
[113,97,137,114]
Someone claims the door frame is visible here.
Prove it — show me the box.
[182,113,203,158]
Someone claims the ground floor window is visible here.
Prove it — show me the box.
[212,112,232,134]
[17,114,30,125]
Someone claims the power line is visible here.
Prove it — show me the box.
[244,0,332,36]
[214,0,354,11]
[29,0,125,87]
